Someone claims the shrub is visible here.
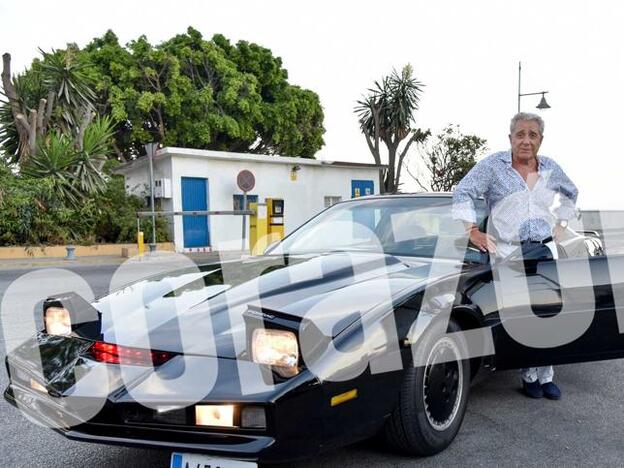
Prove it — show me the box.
[0,164,170,246]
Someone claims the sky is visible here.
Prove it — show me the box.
[1,0,623,209]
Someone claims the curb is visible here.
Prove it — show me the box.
[0,251,248,271]
[0,256,126,271]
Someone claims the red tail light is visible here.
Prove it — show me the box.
[91,341,176,366]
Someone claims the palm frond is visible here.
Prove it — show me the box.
[21,131,82,205]
[39,48,96,127]
[70,115,115,194]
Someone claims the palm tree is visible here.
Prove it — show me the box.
[1,48,97,166]
[20,116,115,206]
[39,47,96,131]
[73,115,114,194]
[355,65,429,193]
[2,49,113,206]
[21,131,80,205]
[0,64,48,164]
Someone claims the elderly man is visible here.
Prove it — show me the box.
[452,112,578,400]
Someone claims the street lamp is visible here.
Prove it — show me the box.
[143,119,162,254]
[144,141,159,253]
[517,61,551,112]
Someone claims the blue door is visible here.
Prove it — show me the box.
[351,180,375,232]
[351,180,374,198]
[181,177,210,248]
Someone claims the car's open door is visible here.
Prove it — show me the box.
[480,250,624,370]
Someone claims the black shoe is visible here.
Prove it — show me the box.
[522,379,544,398]
[541,382,562,400]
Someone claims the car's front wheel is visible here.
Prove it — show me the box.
[384,318,470,456]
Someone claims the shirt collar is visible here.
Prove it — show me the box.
[501,150,545,169]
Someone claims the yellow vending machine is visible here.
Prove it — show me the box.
[266,198,285,241]
[249,202,268,255]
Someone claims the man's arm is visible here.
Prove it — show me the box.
[452,156,494,223]
[452,157,497,252]
[551,161,579,222]
[549,162,578,243]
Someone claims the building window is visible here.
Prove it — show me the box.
[324,196,342,208]
[233,194,259,210]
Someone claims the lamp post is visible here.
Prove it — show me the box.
[144,142,159,253]
[517,61,551,112]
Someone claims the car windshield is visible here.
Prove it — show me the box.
[272,196,487,259]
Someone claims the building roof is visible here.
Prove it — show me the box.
[114,147,386,174]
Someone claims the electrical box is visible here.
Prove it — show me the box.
[267,198,285,240]
[249,199,285,255]
[154,178,172,198]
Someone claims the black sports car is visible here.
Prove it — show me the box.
[4,193,620,467]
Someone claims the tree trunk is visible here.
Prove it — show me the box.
[394,136,419,193]
[112,141,129,162]
[2,53,33,163]
[385,141,398,194]
[1,54,21,122]
[76,109,94,151]
[36,98,46,138]
[27,109,37,155]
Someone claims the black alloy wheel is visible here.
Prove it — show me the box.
[384,318,471,456]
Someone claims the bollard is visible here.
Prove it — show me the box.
[138,231,145,255]
[65,245,76,260]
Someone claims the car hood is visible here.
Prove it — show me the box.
[92,252,463,358]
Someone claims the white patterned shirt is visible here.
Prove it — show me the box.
[452,150,578,243]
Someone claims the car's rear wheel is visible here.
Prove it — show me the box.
[384,318,470,456]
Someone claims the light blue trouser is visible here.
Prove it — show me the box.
[521,366,554,384]
[498,240,558,385]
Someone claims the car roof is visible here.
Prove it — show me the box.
[338,192,453,203]
[333,192,489,209]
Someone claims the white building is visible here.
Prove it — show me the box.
[115,147,383,252]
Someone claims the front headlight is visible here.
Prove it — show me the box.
[195,405,235,427]
[44,307,71,336]
[251,328,299,378]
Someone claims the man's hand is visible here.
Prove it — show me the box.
[553,224,566,243]
[469,229,497,253]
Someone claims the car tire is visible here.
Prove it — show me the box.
[384,318,470,456]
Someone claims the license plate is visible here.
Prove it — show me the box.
[170,452,257,468]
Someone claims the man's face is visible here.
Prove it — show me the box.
[509,119,543,162]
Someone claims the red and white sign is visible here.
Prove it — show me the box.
[237,170,255,192]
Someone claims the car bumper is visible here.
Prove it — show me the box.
[4,351,324,463]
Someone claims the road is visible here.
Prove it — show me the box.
[1,262,623,467]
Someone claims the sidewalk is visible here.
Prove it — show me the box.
[0,251,249,270]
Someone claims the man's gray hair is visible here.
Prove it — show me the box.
[510,112,545,136]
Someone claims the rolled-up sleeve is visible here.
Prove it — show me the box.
[452,158,492,224]
[551,162,578,220]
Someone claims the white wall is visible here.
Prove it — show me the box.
[122,155,174,240]
[123,152,380,252]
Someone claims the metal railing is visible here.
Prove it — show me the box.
[136,210,254,252]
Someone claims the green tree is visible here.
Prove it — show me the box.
[20,130,81,204]
[81,27,325,158]
[1,48,98,166]
[407,124,488,192]
[19,115,114,205]
[355,65,430,193]
[1,48,114,206]
[3,28,325,161]
[0,161,169,246]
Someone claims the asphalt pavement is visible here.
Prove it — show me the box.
[0,261,623,467]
